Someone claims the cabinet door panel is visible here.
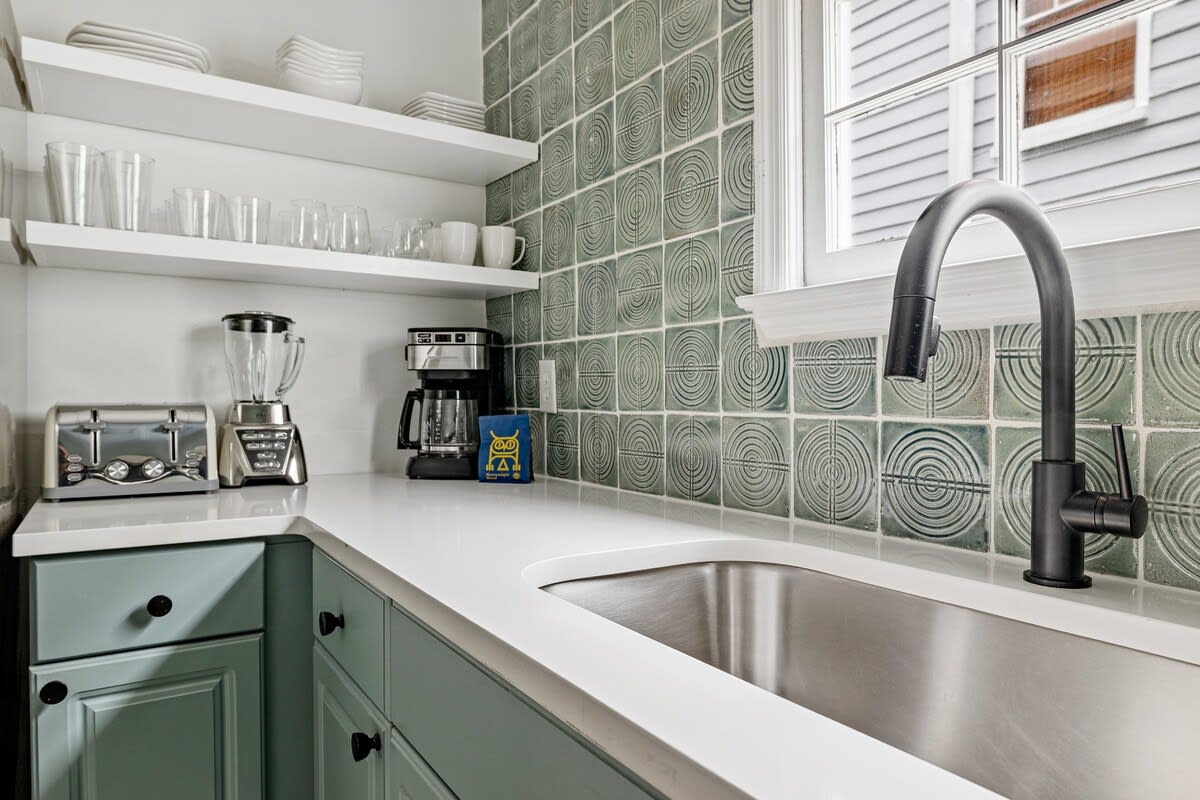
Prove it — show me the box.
[31,634,263,800]
[313,643,386,800]
[387,728,456,800]
[312,550,385,708]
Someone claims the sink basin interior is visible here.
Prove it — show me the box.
[544,560,1199,800]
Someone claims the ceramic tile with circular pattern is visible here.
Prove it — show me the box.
[617,245,663,331]
[793,419,878,531]
[515,344,543,408]
[576,184,615,263]
[664,230,720,324]
[663,40,718,149]
[666,323,720,411]
[484,35,509,106]
[546,411,580,479]
[615,70,663,169]
[539,51,574,132]
[663,136,719,240]
[722,416,790,517]
[511,80,541,143]
[793,338,877,416]
[501,347,515,409]
[486,175,511,226]
[541,267,577,339]
[619,414,665,494]
[486,98,509,137]
[527,409,545,474]
[615,0,661,89]
[578,336,617,410]
[579,412,619,486]
[511,161,541,218]
[993,316,1135,424]
[880,421,990,551]
[486,296,514,344]
[545,340,578,409]
[577,260,617,335]
[723,0,750,27]
[720,219,753,316]
[721,19,753,123]
[721,121,753,221]
[483,0,508,47]
[618,331,665,410]
[994,426,1138,578]
[1142,311,1200,427]
[1143,431,1200,590]
[510,0,536,23]
[575,101,615,184]
[883,328,989,419]
[615,160,662,250]
[575,0,612,40]
[513,289,541,344]
[510,12,540,86]
[513,212,541,272]
[541,126,575,202]
[541,198,576,271]
[662,0,719,61]
[666,414,721,504]
[575,23,614,114]
[721,318,787,412]
[539,0,573,65]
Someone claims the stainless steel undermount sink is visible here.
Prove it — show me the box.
[543,561,1200,800]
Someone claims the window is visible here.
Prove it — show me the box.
[753,0,1200,297]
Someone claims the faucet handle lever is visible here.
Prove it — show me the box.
[1111,424,1133,501]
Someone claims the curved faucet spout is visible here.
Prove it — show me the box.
[883,179,1076,463]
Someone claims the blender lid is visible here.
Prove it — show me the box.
[222,311,295,333]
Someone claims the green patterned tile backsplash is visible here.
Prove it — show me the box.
[483,1,1200,594]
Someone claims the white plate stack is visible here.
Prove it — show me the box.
[66,21,211,72]
[401,92,486,131]
[276,35,364,105]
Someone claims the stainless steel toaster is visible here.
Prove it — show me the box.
[43,404,219,500]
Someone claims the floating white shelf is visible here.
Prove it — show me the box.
[0,217,24,264]
[25,222,539,299]
[20,37,538,185]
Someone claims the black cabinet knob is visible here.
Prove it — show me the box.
[146,595,173,618]
[40,681,68,705]
[350,731,381,762]
[318,611,345,636]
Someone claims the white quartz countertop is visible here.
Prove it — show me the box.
[14,474,1200,799]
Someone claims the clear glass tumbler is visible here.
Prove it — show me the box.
[228,195,272,244]
[103,150,155,232]
[330,205,371,253]
[46,142,105,226]
[289,199,329,249]
[172,188,225,238]
[391,218,434,259]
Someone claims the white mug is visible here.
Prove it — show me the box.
[481,225,527,269]
[440,221,479,265]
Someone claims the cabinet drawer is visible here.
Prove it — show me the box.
[388,606,656,800]
[313,549,386,708]
[314,642,387,800]
[30,541,265,663]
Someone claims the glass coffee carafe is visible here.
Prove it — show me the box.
[398,388,479,457]
[222,312,305,404]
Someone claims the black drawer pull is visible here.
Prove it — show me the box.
[147,595,173,618]
[40,681,68,705]
[318,611,344,636]
[350,731,381,762]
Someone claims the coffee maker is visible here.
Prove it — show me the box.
[218,311,308,487]
[398,327,503,479]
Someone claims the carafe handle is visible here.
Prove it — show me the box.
[276,332,306,398]
[397,389,421,450]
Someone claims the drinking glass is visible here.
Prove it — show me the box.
[392,217,434,259]
[46,142,104,226]
[373,226,394,256]
[103,150,155,232]
[172,188,225,238]
[289,199,329,249]
[228,195,272,244]
[330,205,371,253]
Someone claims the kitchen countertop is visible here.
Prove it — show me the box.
[14,474,1200,799]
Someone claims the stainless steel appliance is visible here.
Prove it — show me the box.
[42,404,218,499]
[218,311,308,487]
[398,327,503,479]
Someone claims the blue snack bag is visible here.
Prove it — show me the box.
[478,414,533,483]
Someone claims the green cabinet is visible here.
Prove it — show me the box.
[29,634,263,800]
[313,643,387,800]
[312,549,386,709]
[387,729,456,800]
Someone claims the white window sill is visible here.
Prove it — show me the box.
[738,226,1200,346]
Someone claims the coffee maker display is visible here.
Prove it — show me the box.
[218,311,308,487]
[398,327,503,479]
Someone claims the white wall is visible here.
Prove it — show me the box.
[11,0,483,113]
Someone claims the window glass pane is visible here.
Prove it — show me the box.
[834,0,997,105]
[833,70,998,247]
[1019,1,1200,207]
[1019,0,1124,34]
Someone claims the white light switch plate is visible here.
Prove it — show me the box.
[538,359,557,413]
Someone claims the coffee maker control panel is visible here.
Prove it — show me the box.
[237,429,294,474]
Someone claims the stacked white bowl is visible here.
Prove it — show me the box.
[275,35,364,105]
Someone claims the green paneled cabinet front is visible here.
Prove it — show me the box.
[313,644,387,800]
[30,633,263,800]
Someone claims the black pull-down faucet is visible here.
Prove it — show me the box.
[883,179,1148,588]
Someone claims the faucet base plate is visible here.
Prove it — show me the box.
[1023,569,1092,589]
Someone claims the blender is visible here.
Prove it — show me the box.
[218,311,308,487]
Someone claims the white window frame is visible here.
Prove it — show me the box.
[743,0,1200,345]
